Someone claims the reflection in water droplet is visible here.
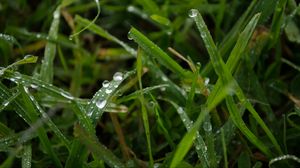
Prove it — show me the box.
[188,9,198,18]
[203,121,212,132]
[96,99,107,109]
[102,80,110,88]
[177,107,184,114]
[113,72,123,81]
[127,32,133,40]
[105,89,112,94]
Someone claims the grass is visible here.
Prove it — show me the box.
[1,0,300,167]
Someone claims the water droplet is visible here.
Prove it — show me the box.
[160,87,166,92]
[53,10,60,19]
[96,99,107,109]
[196,145,200,150]
[113,72,123,81]
[105,89,112,94]
[127,5,135,12]
[102,80,110,88]
[177,107,184,114]
[149,101,155,107]
[204,77,210,85]
[127,32,133,40]
[61,92,74,100]
[188,9,198,18]
[203,121,212,132]
[2,101,9,108]
[69,37,73,41]
[161,76,168,82]
[30,84,38,89]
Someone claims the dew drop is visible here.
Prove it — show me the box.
[96,99,107,109]
[53,10,60,19]
[105,89,112,94]
[204,77,210,85]
[102,80,110,88]
[127,5,135,12]
[188,9,198,18]
[161,76,168,82]
[177,107,184,114]
[127,32,133,40]
[113,72,123,81]
[203,121,212,132]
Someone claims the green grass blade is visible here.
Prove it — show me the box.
[20,86,70,150]
[170,76,239,168]
[86,71,133,125]
[269,0,287,48]
[221,128,228,168]
[0,55,38,76]
[65,140,88,168]
[137,49,154,167]
[21,144,32,168]
[191,9,282,156]
[70,0,101,38]
[74,124,125,168]
[136,0,160,15]
[40,6,61,83]
[225,96,272,157]
[75,15,136,55]
[128,27,190,78]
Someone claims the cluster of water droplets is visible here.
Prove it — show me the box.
[93,72,124,112]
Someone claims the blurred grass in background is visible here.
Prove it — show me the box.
[1,0,300,167]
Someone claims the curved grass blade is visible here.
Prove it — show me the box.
[0,55,38,76]
[40,6,61,83]
[75,15,136,56]
[86,71,133,125]
[70,0,101,38]
[191,9,282,156]
[269,154,300,167]
[128,27,190,78]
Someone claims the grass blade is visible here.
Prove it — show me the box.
[40,6,61,83]
[21,144,32,168]
[86,71,133,125]
[128,27,190,78]
[137,49,154,167]
[75,15,136,56]
[191,9,282,156]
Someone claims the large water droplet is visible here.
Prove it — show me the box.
[177,107,184,114]
[105,89,112,94]
[102,80,110,88]
[113,72,123,81]
[188,9,198,18]
[127,5,135,12]
[203,121,212,132]
[161,76,168,82]
[127,32,133,40]
[204,77,210,85]
[96,99,107,109]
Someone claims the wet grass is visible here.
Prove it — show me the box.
[1,0,300,167]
